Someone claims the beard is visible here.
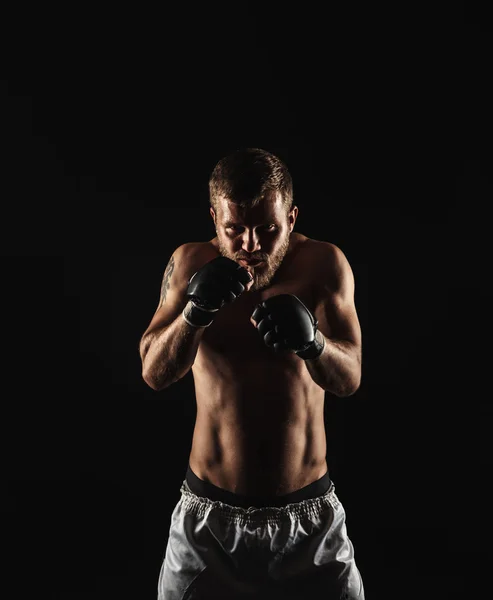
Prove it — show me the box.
[216,231,291,292]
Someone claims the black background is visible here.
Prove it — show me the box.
[2,5,491,600]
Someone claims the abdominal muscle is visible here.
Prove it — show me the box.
[188,358,328,497]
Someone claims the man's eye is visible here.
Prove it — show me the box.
[227,225,276,231]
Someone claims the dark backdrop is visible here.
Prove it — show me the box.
[2,6,491,600]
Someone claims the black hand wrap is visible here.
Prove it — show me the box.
[182,256,252,328]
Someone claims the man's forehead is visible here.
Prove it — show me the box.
[218,192,282,220]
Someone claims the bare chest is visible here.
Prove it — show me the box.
[202,279,316,362]
[190,236,325,400]
[192,265,321,406]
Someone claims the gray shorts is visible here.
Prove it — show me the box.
[157,469,365,599]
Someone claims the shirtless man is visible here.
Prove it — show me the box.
[139,148,365,599]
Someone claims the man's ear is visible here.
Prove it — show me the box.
[209,207,216,225]
[289,205,298,231]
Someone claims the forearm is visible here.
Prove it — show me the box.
[304,330,361,397]
[140,308,205,391]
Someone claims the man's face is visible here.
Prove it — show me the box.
[210,191,298,292]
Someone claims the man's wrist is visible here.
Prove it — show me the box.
[295,329,325,360]
[182,299,218,328]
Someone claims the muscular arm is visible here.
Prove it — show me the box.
[140,315,205,391]
[139,246,206,391]
[306,243,362,397]
[305,330,361,397]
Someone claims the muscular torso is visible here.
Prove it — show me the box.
[188,232,329,496]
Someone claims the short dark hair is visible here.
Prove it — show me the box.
[209,148,294,216]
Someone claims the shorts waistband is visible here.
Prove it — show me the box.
[186,464,332,509]
[183,464,335,517]
[179,476,339,526]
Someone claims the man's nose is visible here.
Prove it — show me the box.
[241,231,261,254]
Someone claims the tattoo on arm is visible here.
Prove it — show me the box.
[159,256,175,307]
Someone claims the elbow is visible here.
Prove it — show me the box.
[340,363,362,397]
[142,364,187,391]
[142,372,161,391]
[341,383,360,397]
[142,368,174,392]
[330,387,354,398]
[141,350,176,391]
[340,376,361,397]
[329,374,361,398]
[143,376,167,391]
[331,386,359,398]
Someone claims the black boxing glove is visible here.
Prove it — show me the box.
[182,256,253,328]
[251,294,325,360]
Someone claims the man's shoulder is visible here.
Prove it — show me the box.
[297,238,353,291]
[175,240,220,274]
[304,239,355,299]
[297,236,341,265]
[173,240,215,256]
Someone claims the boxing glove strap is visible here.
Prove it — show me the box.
[182,299,219,328]
[295,330,325,360]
